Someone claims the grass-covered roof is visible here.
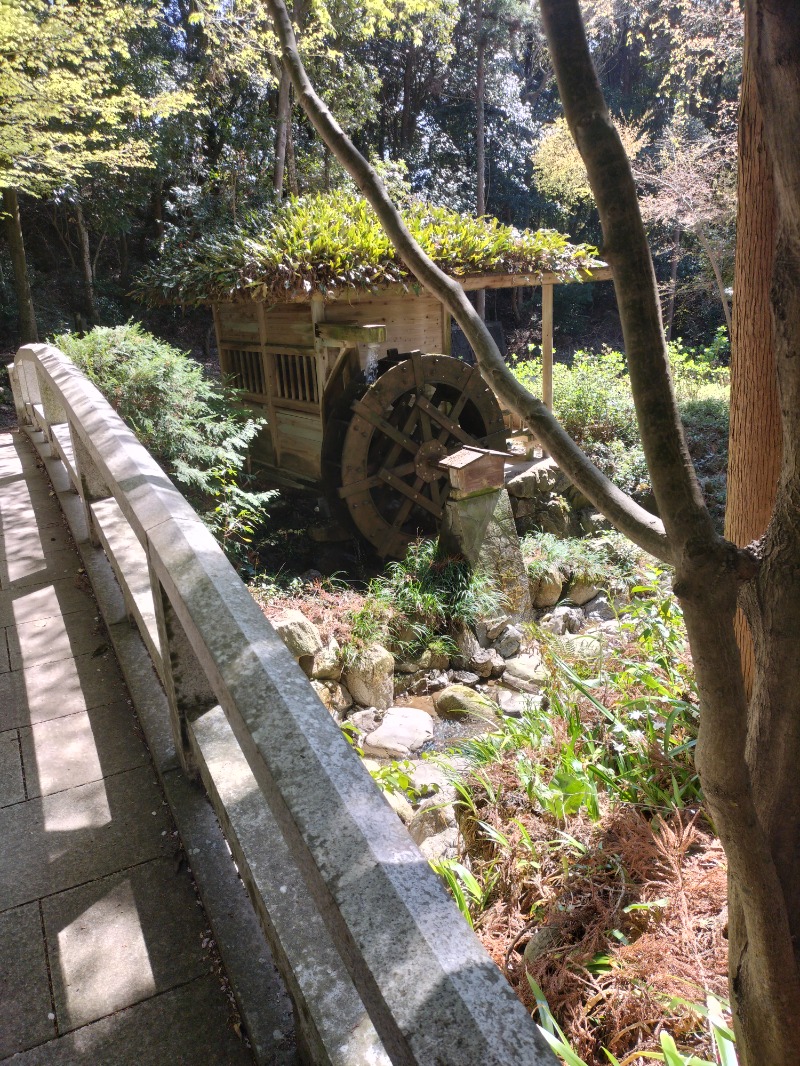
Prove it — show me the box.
[137,192,603,306]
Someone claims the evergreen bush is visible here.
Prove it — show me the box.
[53,323,274,562]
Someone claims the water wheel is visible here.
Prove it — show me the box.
[330,351,506,558]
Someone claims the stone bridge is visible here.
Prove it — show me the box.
[0,344,556,1066]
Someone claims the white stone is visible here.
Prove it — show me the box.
[568,579,600,607]
[272,609,323,660]
[504,652,548,686]
[362,707,433,758]
[343,644,395,709]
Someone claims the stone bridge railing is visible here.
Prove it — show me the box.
[9,343,555,1066]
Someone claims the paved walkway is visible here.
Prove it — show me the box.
[0,431,254,1065]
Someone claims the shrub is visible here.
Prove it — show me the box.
[53,323,274,562]
[510,340,729,518]
[341,538,502,660]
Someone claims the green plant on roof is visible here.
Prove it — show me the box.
[135,191,601,305]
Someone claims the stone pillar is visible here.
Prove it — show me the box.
[438,448,532,623]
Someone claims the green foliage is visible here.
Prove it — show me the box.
[456,573,702,820]
[339,539,501,661]
[136,190,601,305]
[369,759,435,804]
[54,323,274,562]
[0,0,192,196]
[523,531,643,591]
[511,340,729,509]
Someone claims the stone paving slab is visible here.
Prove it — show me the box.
[0,731,25,807]
[43,858,210,1032]
[0,548,83,592]
[20,702,149,799]
[0,975,253,1066]
[0,431,262,1064]
[0,651,128,731]
[0,578,96,629]
[0,903,55,1058]
[7,608,105,671]
[0,765,172,911]
[0,528,69,564]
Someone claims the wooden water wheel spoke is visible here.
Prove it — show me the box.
[338,461,415,498]
[379,469,443,519]
[351,400,419,455]
[337,353,506,557]
[413,394,476,446]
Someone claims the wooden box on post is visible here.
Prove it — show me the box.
[439,446,508,498]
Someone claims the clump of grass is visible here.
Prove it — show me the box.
[522,531,646,600]
[136,190,601,305]
[340,538,502,663]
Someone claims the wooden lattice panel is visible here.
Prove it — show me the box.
[221,347,266,398]
[273,352,319,406]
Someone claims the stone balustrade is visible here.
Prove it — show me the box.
[9,343,555,1066]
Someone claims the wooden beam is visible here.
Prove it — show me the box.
[459,265,612,291]
[542,281,554,411]
[315,322,387,344]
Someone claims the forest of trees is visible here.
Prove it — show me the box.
[1,0,741,351]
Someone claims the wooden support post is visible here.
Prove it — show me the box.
[542,281,554,411]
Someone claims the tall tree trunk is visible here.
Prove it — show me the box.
[286,103,299,196]
[475,2,486,322]
[274,67,291,201]
[400,45,415,150]
[2,187,38,343]
[725,6,779,699]
[665,223,681,341]
[74,201,99,326]
[694,222,733,337]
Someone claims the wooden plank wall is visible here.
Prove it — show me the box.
[324,293,445,358]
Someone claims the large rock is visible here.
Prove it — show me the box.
[495,687,540,718]
[504,652,548,687]
[529,565,563,608]
[569,579,601,606]
[272,609,323,666]
[383,789,414,824]
[344,644,395,709]
[493,625,522,659]
[310,679,353,718]
[362,706,434,758]
[433,685,500,719]
[309,639,342,681]
[584,593,616,623]
[409,803,458,845]
[418,828,460,862]
[541,605,583,636]
[505,458,568,499]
